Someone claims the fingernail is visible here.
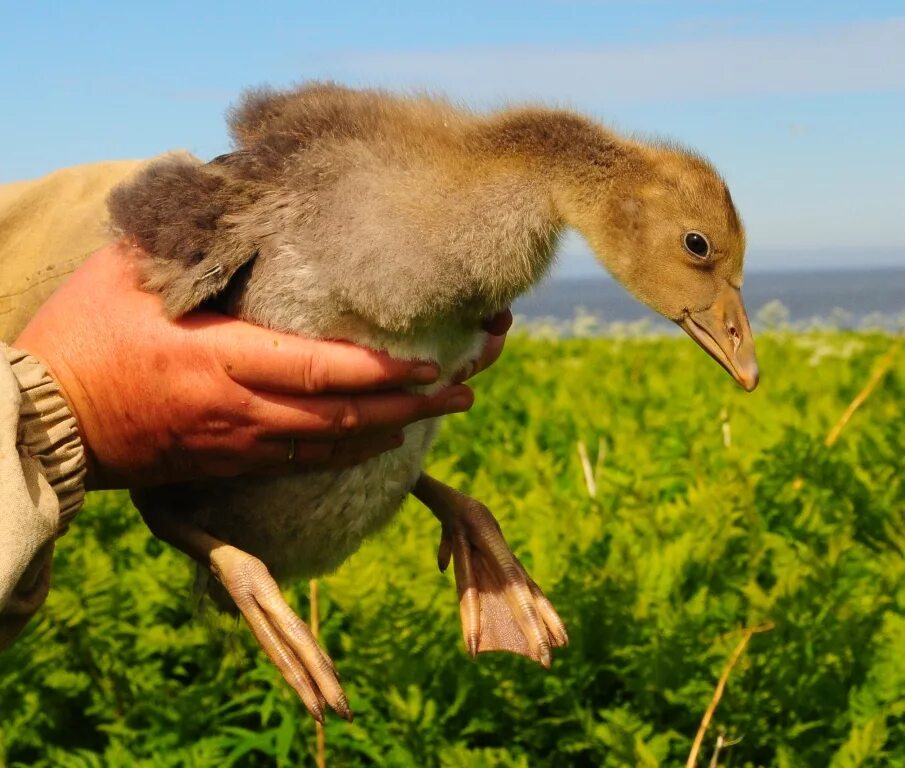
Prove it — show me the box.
[412,364,439,384]
[444,392,473,413]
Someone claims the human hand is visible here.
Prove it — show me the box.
[15,242,506,489]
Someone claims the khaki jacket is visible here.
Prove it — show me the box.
[0,158,149,341]
[0,158,153,646]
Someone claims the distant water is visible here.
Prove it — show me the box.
[514,267,905,330]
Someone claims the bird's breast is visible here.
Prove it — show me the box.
[189,416,440,579]
[209,261,489,577]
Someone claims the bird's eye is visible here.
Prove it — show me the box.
[683,231,711,259]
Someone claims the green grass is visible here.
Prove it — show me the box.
[1,332,903,767]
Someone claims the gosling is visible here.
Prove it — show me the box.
[109,82,759,723]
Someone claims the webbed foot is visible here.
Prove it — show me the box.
[414,474,568,666]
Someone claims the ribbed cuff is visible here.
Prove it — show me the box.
[4,346,86,530]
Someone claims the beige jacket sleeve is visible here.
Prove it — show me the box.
[0,156,169,646]
[0,346,85,648]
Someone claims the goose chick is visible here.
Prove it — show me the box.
[110,82,758,722]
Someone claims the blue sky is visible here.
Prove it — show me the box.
[1,1,903,273]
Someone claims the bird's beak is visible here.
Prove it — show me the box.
[677,283,759,391]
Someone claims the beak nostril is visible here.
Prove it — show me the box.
[727,322,741,348]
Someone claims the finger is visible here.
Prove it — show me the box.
[469,332,507,379]
[197,314,440,394]
[454,310,511,382]
[251,431,406,475]
[316,431,406,470]
[481,308,513,336]
[249,385,474,440]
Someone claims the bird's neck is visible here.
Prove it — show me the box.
[475,109,640,293]
[482,108,636,201]
[484,108,629,169]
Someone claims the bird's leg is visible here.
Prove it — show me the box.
[412,473,568,667]
[133,492,351,723]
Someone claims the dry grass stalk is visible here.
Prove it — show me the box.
[577,441,597,498]
[707,731,743,768]
[577,438,607,498]
[685,622,775,768]
[310,579,326,768]
[707,732,726,768]
[825,339,900,447]
[720,407,731,448]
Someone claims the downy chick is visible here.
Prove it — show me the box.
[110,82,758,722]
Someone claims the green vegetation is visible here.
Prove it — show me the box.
[1,332,903,767]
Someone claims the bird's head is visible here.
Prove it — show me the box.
[568,141,759,391]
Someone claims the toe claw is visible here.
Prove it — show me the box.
[539,644,552,669]
[335,697,354,722]
[438,533,452,572]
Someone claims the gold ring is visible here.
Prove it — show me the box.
[287,438,296,462]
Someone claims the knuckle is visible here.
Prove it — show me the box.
[332,399,362,436]
[235,430,259,455]
[301,347,329,393]
[205,397,252,437]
